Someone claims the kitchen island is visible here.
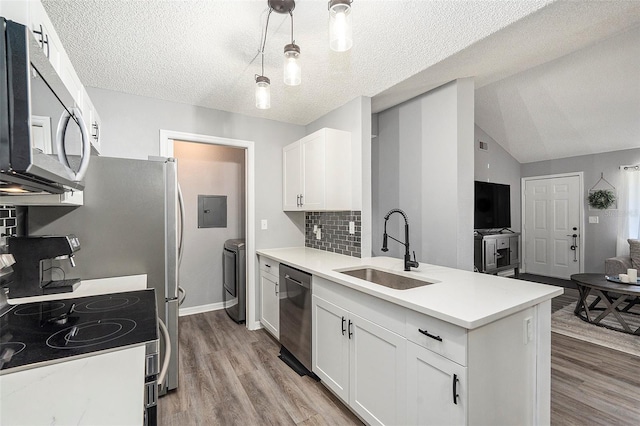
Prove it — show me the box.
[0,276,156,425]
[257,247,562,426]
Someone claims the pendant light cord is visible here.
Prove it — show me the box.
[260,9,273,76]
[290,11,294,44]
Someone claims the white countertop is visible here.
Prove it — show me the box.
[257,247,563,329]
[7,274,147,304]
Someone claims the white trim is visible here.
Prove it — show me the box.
[159,130,258,330]
[520,172,585,275]
[179,302,225,317]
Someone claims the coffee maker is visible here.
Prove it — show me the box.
[6,235,81,298]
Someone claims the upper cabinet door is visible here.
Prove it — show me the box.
[301,133,326,210]
[283,142,302,211]
[282,128,352,212]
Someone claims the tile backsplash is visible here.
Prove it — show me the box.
[0,206,17,248]
[305,211,361,258]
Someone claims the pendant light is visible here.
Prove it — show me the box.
[283,10,301,86]
[329,0,353,52]
[255,75,271,110]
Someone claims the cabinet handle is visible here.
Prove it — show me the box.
[265,264,271,268]
[418,328,443,342]
[341,316,346,335]
[300,194,304,206]
[453,374,459,405]
[348,320,353,339]
[275,283,278,296]
[92,122,99,141]
[296,194,300,207]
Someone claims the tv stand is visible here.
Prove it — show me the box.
[474,232,520,276]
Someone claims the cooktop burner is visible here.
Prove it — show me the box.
[0,289,157,373]
[13,302,66,316]
[46,319,137,349]
[73,295,140,313]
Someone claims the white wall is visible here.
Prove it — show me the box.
[306,96,372,256]
[373,79,475,270]
[174,142,244,308]
[474,125,522,232]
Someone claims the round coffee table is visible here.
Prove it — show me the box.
[570,273,640,335]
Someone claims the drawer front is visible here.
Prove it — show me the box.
[497,238,509,249]
[405,310,467,366]
[259,257,279,274]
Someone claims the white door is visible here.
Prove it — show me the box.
[312,295,350,401]
[259,272,279,339]
[350,313,406,426]
[523,175,581,278]
[283,142,302,210]
[406,341,467,426]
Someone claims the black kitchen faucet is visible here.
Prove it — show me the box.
[381,208,419,271]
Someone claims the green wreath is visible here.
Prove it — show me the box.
[588,189,616,209]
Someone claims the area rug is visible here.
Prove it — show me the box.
[551,302,640,356]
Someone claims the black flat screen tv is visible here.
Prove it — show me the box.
[474,181,511,229]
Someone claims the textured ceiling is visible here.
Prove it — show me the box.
[41,0,551,125]
[475,24,640,164]
[40,0,640,163]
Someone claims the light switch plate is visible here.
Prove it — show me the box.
[261,219,268,230]
[589,216,599,224]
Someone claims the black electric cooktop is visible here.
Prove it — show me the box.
[0,289,158,373]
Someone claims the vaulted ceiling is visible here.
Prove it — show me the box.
[42,0,640,163]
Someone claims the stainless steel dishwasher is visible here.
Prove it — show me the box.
[279,263,313,374]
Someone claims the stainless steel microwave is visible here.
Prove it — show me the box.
[0,18,90,194]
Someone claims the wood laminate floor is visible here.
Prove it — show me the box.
[160,293,640,426]
[158,310,362,425]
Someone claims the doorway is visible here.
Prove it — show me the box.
[521,173,584,279]
[159,130,258,330]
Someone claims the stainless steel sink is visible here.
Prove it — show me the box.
[339,268,436,290]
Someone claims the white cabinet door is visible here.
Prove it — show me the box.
[350,313,406,426]
[283,142,302,211]
[406,341,467,426]
[312,295,350,402]
[260,272,279,339]
[300,132,325,210]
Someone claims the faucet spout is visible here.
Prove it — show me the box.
[381,209,419,271]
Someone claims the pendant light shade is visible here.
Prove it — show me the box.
[255,75,271,110]
[283,43,301,86]
[329,0,352,52]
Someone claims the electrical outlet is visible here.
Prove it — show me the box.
[316,228,322,240]
[349,221,355,234]
[589,216,599,224]
[261,219,268,230]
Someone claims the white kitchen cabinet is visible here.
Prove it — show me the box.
[282,128,352,211]
[312,295,350,401]
[406,341,467,426]
[259,256,279,339]
[350,311,406,426]
[312,294,406,426]
[260,271,279,339]
[283,142,303,210]
[309,271,544,426]
[80,87,102,154]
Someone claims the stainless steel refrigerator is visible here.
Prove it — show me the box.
[27,156,182,394]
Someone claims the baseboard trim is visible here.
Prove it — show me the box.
[179,302,225,317]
